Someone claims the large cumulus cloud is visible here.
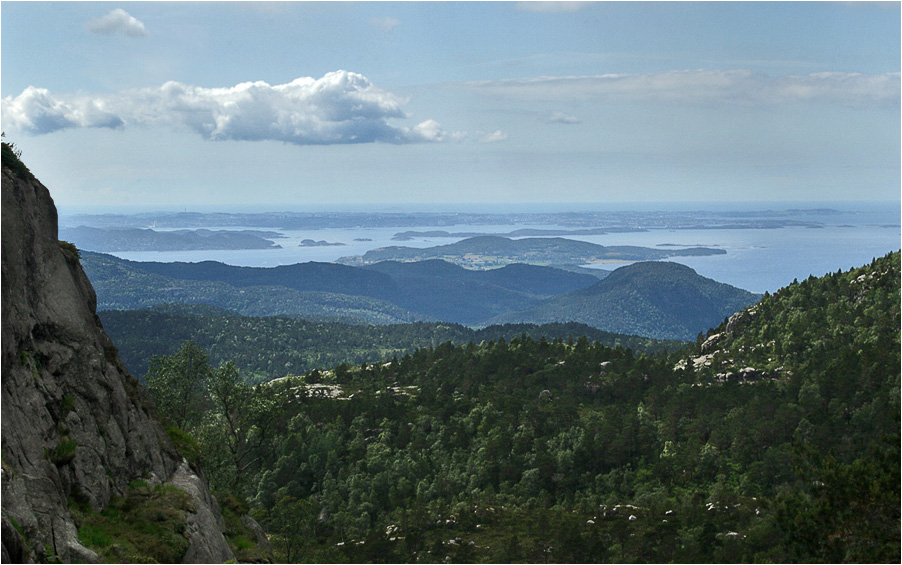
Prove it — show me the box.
[1,70,458,145]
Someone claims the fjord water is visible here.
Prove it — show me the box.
[99,204,900,295]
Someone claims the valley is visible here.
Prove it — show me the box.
[4,2,899,562]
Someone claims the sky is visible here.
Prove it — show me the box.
[1,1,900,211]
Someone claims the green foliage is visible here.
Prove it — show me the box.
[166,425,203,469]
[101,305,681,379]
[773,438,900,563]
[72,482,194,563]
[145,341,211,430]
[172,251,898,563]
[49,438,77,465]
[1,136,32,179]
[58,240,81,264]
[61,395,75,415]
[346,234,725,268]
[81,251,423,325]
[219,494,272,562]
[144,343,280,499]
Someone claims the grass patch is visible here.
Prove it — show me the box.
[73,482,195,563]
[166,426,203,469]
[58,240,80,264]
[49,438,77,465]
[2,139,32,179]
[219,493,271,563]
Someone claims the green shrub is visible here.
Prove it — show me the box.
[61,395,75,415]
[75,483,194,563]
[50,438,77,465]
[166,426,203,468]
[58,240,80,264]
[1,139,31,179]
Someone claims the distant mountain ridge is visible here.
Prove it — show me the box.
[491,261,760,340]
[81,251,757,339]
[80,252,601,326]
[80,251,426,324]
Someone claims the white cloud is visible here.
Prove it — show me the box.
[370,16,401,32]
[548,111,581,124]
[0,86,124,132]
[85,9,148,37]
[409,119,465,142]
[466,69,901,108]
[516,2,594,13]
[2,71,459,145]
[479,130,509,143]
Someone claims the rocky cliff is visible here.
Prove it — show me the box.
[1,145,235,563]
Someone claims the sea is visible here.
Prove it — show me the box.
[74,202,901,295]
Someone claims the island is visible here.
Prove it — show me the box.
[58,226,283,252]
[338,235,726,270]
[300,239,346,247]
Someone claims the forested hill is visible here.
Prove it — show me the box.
[99,304,682,379]
[81,251,757,335]
[491,261,760,340]
[134,251,899,563]
[692,250,901,389]
[80,251,601,326]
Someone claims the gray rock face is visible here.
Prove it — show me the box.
[1,159,234,562]
[169,461,234,564]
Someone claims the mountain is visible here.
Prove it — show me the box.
[0,143,244,562]
[337,234,726,269]
[80,251,426,324]
[79,253,601,326]
[362,259,600,325]
[105,254,400,298]
[491,261,760,340]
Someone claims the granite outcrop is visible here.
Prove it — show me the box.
[1,148,235,563]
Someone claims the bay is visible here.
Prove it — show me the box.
[87,204,900,295]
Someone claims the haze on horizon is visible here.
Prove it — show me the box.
[2,1,899,212]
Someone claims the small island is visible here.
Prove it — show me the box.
[300,239,345,247]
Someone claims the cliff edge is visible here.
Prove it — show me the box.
[1,144,235,563]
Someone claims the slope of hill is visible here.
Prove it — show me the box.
[143,251,898,563]
[691,250,901,389]
[338,234,726,268]
[363,259,601,324]
[491,261,760,340]
[99,304,683,379]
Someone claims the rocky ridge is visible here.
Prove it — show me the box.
[1,146,235,563]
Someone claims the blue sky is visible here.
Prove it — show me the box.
[2,1,899,211]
